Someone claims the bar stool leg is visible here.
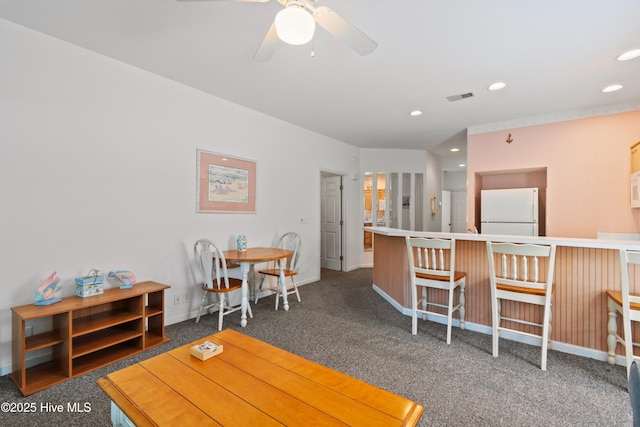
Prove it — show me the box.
[459,280,466,330]
[607,297,618,365]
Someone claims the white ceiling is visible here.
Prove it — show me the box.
[2,0,639,171]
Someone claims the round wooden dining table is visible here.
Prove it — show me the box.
[223,247,292,327]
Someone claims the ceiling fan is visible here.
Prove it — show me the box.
[177,0,377,61]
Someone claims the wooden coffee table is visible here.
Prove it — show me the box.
[98,329,424,426]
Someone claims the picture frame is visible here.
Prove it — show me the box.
[402,195,410,209]
[196,149,256,213]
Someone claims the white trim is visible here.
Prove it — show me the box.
[467,103,640,135]
[372,283,405,313]
[0,351,53,377]
[0,280,617,377]
[365,225,640,250]
[165,278,317,326]
[371,284,617,365]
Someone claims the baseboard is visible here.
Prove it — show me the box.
[165,278,317,327]
[371,283,616,365]
[3,279,615,377]
[355,262,373,269]
[0,351,53,377]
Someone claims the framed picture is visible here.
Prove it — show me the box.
[402,195,410,209]
[196,149,256,213]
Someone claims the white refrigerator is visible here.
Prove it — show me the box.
[480,188,539,236]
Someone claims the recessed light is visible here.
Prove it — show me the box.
[488,82,506,91]
[450,148,460,152]
[617,49,640,61]
[458,163,466,168]
[409,110,423,117]
[602,84,623,93]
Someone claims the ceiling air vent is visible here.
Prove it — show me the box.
[446,92,474,102]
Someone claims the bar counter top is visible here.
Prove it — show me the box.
[364,226,640,249]
[364,226,640,365]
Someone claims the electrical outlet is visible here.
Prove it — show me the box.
[173,294,182,305]
[25,325,33,337]
[182,292,188,304]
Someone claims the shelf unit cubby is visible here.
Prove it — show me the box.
[12,281,170,396]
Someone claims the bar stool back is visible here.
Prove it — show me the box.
[606,249,640,376]
[405,236,466,344]
[486,241,556,370]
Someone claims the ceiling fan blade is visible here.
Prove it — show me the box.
[313,6,377,56]
[253,20,279,62]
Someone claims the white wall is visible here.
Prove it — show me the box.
[360,149,441,233]
[443,170,467,191]
[424,152,442,231]
[361,148,427,173]
[0,19,363,374]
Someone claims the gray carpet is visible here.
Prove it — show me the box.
[0,268,633,426]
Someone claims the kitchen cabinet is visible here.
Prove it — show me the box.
[364,189,386,212]
[631,142,640,208]
[364,222,373,250]
[632,141,640,173]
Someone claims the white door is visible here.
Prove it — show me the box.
[321,175,342,270]
[451,190,468,233]
[441,190,451,232]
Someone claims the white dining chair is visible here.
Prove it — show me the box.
[486,241,556,370]
[406,236,466,344]
[194,239,252,331]
[256,232,302,310]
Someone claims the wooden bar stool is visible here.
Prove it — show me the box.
[606,248,640,376]
[486,241,556,370]
[405,236,466,344]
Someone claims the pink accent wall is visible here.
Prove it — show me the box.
[467,110,640,238]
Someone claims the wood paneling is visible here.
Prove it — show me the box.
[373,234,411,307]
[372,234,640,354]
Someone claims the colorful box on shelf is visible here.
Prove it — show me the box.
[75,275,104,298]
[190,340,223,361]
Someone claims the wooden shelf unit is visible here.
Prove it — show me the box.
[11,281,170,396]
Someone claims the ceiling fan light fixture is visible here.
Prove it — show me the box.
[617,49,640,61]
[275,2,316,46]
[602,83,623,93]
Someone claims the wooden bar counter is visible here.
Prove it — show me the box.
[366,226,640,364]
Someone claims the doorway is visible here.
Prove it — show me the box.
[451,190,467,233]
[441,190,467,233]
[321,173,343,271]
[441,190,451,232]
